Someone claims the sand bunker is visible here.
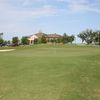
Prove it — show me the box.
[0,49,15,52]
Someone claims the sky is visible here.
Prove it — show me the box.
[0,0,100,42]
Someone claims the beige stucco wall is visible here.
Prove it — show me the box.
[28,35,38,45]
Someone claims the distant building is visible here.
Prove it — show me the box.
[28,34,38,45]
[46,34,61,42]
[27,32,62,45]
[35,32,47,38]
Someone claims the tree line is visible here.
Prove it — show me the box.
[34,33,75,44]
[78,29,100,45]
[0,29,100,46]
[0,33,75,46]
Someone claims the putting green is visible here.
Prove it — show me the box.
[0,45,100,100]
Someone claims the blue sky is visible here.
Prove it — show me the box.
[0,0,100,42]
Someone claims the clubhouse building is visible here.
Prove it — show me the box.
[28,32,62,45]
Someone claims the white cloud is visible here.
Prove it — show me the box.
[57,0,100,13]
[0,0,100,34]
[0,0,60,33]
[0,0,59,20]
[22,0,46,6]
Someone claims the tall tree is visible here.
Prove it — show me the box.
[78,29,95,44]
[12,37,19,46]
[21,37,29,45]
[0,38,4,46]
[4,40,7,45]
[77,33,85,43]
[94,30,100,45]
[41,35,47,43]
[7,40,11,44]
[68,35,75,43]
[56,37,62,43]
[62,33,69,44]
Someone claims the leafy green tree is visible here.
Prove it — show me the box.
[68,35,75,43]
[62,33,75,44]
[50,38,57,43]
[4,40,7,45]
[94,30,100,45]
[41,35,47,43]
[34,39,39,44]
[78,29,95,44]
[77,33,85,43]
[62,33,69,44]
[7,40,11,44]
[6,40,11,46]
[56,37,62,43]
[84,29,95,44]
[0,38,4,45]
[21,37,29,45]
[12,37,19,46]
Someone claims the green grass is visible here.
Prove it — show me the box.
[0,44,100,100]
